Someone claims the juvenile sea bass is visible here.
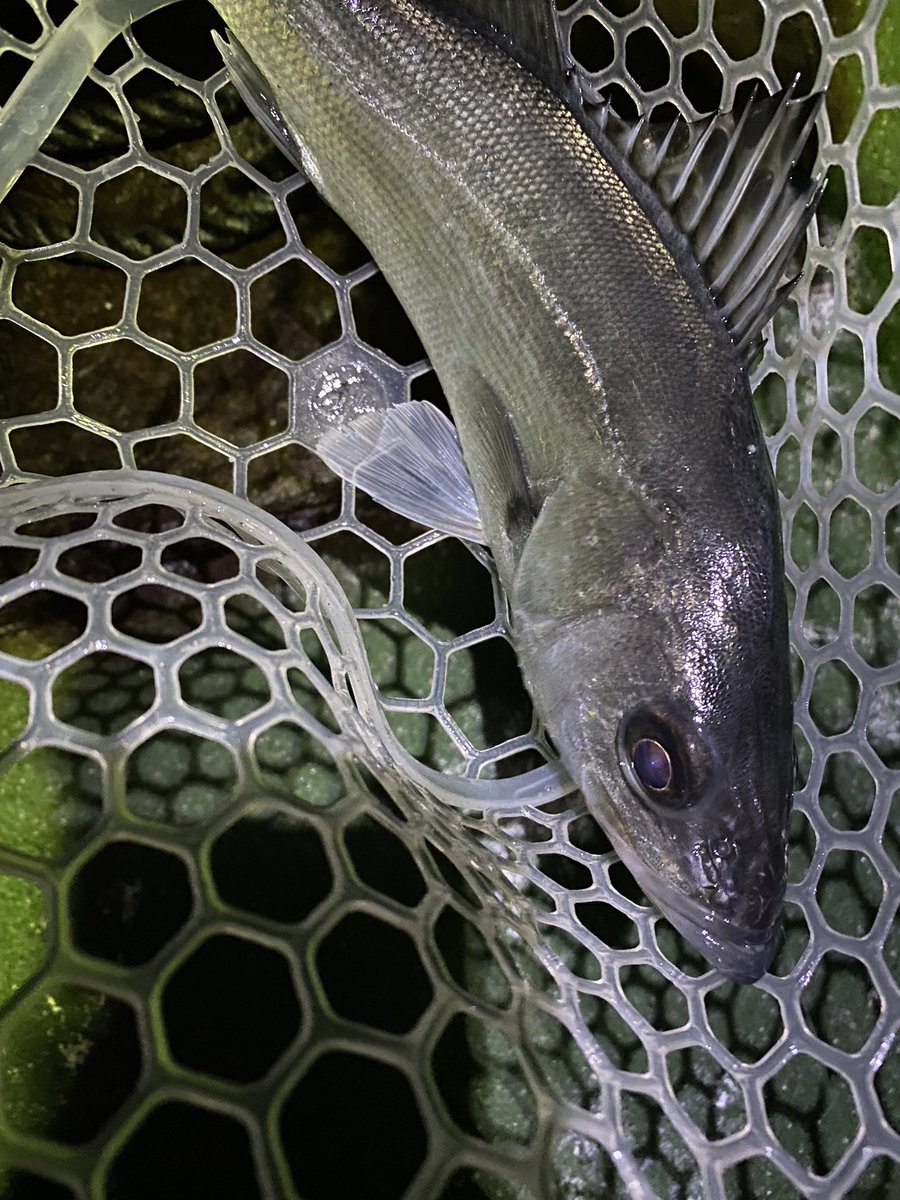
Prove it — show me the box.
[212,0,820,982]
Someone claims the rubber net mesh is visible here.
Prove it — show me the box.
[0,1,897,1198]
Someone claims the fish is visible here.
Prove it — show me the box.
[209,0,821,983]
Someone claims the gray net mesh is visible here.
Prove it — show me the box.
[0,1,897,1198]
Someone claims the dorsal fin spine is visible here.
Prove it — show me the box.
[694,87,793,264]
[684,100,757,238]
[649,117,679,177]
[623,113,647,157]
[666,117,716,207]
[723,176,817,319]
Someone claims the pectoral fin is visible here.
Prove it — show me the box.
[316,400,485,542]
[463,370,540,553]
[212,29,306,168]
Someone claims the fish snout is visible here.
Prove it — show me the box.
[690,920,782,985]
[641,861,785,984]
[640,823,787,983]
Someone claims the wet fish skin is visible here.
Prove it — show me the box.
[213,0,795,982]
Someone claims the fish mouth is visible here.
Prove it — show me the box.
[636,873,781,984]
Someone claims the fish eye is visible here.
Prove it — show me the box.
[618,704,707,811]
[632,738,673,792]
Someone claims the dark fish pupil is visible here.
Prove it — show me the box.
[633,738,672,791]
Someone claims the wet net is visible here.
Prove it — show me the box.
[0,1,897,1197]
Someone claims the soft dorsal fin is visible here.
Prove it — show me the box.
[589,84,823,362]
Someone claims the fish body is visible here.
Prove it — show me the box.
[212,0,812,981]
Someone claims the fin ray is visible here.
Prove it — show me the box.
[316,401,485,542]
[212,29,306,168]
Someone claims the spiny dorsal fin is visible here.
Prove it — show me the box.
[589,84,823,363]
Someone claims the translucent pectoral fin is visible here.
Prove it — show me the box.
[212,29,306,168]
[316,401,485,542]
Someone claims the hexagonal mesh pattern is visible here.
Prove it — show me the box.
[0,1,897,1198]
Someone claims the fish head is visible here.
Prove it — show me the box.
[512,482,794,984]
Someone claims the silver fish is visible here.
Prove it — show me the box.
[211,0,820,982]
